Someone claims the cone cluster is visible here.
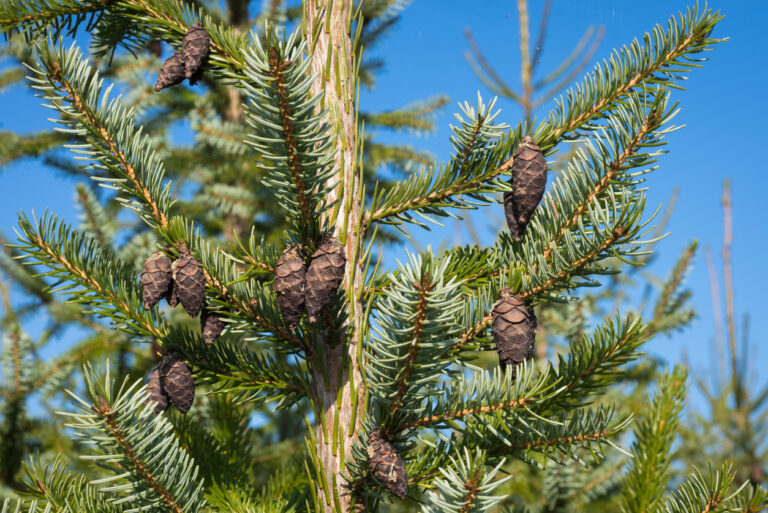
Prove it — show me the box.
[367,428,408,499]
[492,288,536,379]
[272,236,345,327]
[146,353,195,414]
[154,24,210,91]
[140,244,226,344]
[504,136,547,241]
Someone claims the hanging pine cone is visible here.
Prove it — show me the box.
[172,245,205,318]
[367,428,408,499]
[154,51,186,91]
[492,288,536,379]
[273,244,307,329]
[305,236,345,323]
[506,136,547,241]
[146,365,169,414]
[160,353,195,414]
[141,251,173,310]
[165,280,180,308]
[200,308,225,344]
[503,191,523,242]
[182,23,210,84]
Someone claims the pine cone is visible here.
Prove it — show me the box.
[503,191,523,242]
[367,428,408,499]
[172,247,205,318]
[506,136,547,241]
[273,245,307,328]
[141,251,173,310]
[182,24,210,83]
[154,51,185,91]
[201,308,224,344]
[305,236,345,323]
[146,365,169,414]
[161,353,194,414]
[165,280,180,308]
[492,289,536,379]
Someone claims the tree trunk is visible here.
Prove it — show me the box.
[304,1,366,512]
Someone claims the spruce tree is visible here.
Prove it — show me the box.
[0,2,764,513]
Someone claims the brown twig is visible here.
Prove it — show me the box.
[459,472,481,513]
[400,396,536,430]
[366,151,514,227]
[542,108,657,261]
[552,29,698,141]
[268,48,312,228]
[29,233,164,340]
[491,428,615,454]
[388,273,435,425]
[45,56,169,228]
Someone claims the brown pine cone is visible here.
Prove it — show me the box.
[182,23,210,83]
[141,251,173,310]
[508,136,547,240]
[165,280,180,308]
[273,245,307,328]
[305,236,345,323]
[492,288,536,379]
[172,247,205,318]
[160,353,195,414]
[503,191,523,242]
[200,308,225,344]
[154,51,185,91]
[367,428,408,499]
[146,365,169,414]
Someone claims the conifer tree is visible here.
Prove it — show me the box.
[0,2,765,513]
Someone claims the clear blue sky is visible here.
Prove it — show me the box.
[0,1,766,397]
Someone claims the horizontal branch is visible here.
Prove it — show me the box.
[490,428,615,454]
[455,227,625,349]
[401,396,535,430]
[0,0,106,31]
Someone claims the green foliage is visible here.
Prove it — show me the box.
[621,367,687,513]
[29,41,173,230]
[0,1,763,512]
[62,362,207,513]
[242,27,336,244]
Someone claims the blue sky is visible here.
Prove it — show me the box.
[0,1,766,400]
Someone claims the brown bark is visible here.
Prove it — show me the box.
[304,1,366,511]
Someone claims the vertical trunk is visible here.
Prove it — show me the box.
[304,1,366,512]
